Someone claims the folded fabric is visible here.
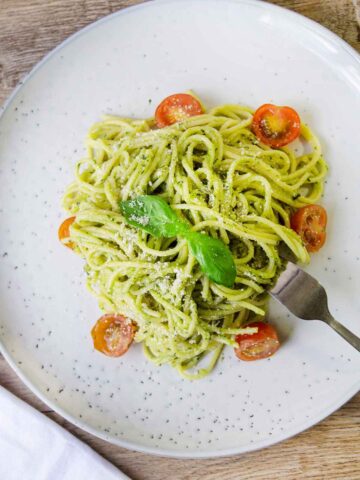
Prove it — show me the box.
[0,385,130,480]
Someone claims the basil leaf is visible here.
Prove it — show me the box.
[186,232,236,288]
[120,195,237,288]
[120,195,188,238]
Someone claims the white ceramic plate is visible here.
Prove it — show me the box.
[0,0,359,458]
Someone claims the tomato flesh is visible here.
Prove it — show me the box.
[290,204,327,252]
[252,104,301,147]
[58,216,76,249]
[155,93,203,128]
[91,314,136,357]
[234,322,280,361]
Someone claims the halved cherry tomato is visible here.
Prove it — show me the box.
[155,93,203,128]
[91,314,136,357]
[290,204,327,253]
[58,216,76,249]
[252,104,301,147]
[234,322,280,361]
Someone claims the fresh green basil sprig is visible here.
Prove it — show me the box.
[120,195,236,288]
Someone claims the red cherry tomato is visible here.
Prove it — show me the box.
[290,204,327,253]
[91,314,136,357]
[58,216,76,249]
[234,322,280,361]
[252,104,301,147]
[155,93,203,128]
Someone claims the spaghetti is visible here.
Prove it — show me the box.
[62,101,327,378]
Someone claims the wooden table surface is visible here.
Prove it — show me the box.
[0,1,359,479]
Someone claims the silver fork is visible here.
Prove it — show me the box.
[270,260,360,352]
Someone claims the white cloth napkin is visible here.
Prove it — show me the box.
[0,385,130,480]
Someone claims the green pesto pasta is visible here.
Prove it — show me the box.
[62,102,328,379]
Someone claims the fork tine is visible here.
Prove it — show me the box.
[270,262,328,320]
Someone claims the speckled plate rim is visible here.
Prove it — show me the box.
[0,0,359,459]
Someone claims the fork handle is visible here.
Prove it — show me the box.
[324,313,360,352]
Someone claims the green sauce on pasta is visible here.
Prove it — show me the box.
[62,102,327,379]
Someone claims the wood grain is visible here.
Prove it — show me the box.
[0,1,359,479]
